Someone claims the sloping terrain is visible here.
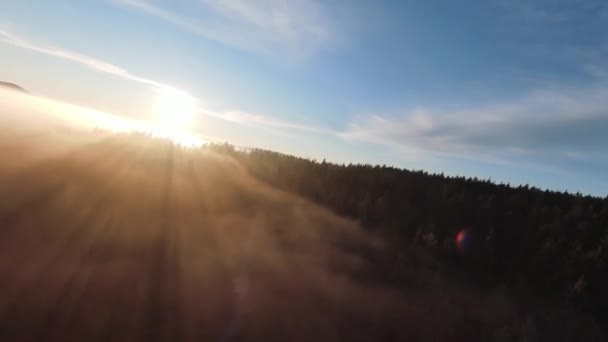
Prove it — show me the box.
[0,82,27,94]
[0,92,604,341]
[0,107,419,341]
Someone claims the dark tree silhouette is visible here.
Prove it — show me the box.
[212,146,608,325]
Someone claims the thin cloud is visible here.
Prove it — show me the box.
[0,27,331,135]
[342,85,608,162]
[0,29,164,88]
[202,109,334,135]
[115,0,334,58]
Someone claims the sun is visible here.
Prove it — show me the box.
[151,86,203,146]
[154,86,198,130]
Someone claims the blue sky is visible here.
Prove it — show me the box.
[1,0,608,195]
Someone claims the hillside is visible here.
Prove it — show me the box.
[0,82,28,94]
[0,95,605,340]
[216,145,608,328]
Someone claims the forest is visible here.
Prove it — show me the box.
[1,106,607,340]
[213,144,608,327]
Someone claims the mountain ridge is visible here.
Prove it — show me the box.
[0,81,28,94]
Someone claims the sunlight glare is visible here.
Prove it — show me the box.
[149,86,203,147]
[2,89,205,148]
[155,86,197,130]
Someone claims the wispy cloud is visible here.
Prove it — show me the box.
[0,27,330,135]
[499,0,569,23]
[0,28,164,88]
[495,0,607,24]
[115,0,334,58]
[341,85,608,162]
[201,109,333,135]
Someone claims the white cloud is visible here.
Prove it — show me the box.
[201,109,333,135]
[0,28,164,88]
[341,84,608,161]
[0,27,331,135]
[115,0,334,59]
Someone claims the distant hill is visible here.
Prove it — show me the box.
[0,81,28,94]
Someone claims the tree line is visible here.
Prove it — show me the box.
[210,143,608,322]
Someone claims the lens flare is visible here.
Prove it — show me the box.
[456,228,469,251]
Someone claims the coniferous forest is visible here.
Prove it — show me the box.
[1,125,607,341]
[214,144,608,328]
[5,1,608,340]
